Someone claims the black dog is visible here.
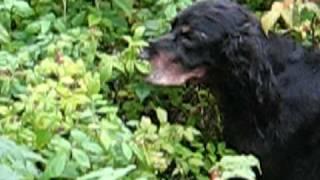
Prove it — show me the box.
[141,0,320,179]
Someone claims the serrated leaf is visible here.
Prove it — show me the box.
[72,148,90,168]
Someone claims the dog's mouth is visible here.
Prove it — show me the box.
[144,52,206,86]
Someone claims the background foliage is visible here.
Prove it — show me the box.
[0,0,319,179]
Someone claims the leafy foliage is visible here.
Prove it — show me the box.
[1,0,318,179]
[261,0,320,47]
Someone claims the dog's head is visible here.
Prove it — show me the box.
[141,0,263,86]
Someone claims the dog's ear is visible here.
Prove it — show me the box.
[223,34,280,104]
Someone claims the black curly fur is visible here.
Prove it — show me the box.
[143,0,320,179]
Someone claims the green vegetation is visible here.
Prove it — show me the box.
[0,0,319,179]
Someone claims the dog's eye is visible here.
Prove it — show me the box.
[179,26,195,44]
[180,25,208,43]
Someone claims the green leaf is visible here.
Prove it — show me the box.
[280,9,293,28]
[211,155,261,180]
[0,165,21,180]
[155,107,168,124]
[164,5,177,20]
[184,127,195,142]
[84,72,101,95]
[71,129,89,143]
[134,26,145,38]
[145,20,162,31]
[97,106,118,114]
[81,142,103,155]
[88,14,101,27]
[121,143,133,161]
[40,20,52,34]
[71,11,86,26]
[130,143,148,165]
[77,165,136,180]
[4,0,14,9]
[51,137,72,152]
[112,0,134,18]
[134,83,151,102]
[98,53,114,83]
[261,2,283,34]
[35,129,52,148]
[125,59,135,74]
[25,21,41,34]
[0,23,10,43]
[72,148,91,169]
[44,152,68,178]
[188,157,205,167]
[100,131,111,150]
[54,18,67,32]
[135,61,150,74]
[12,0,33,17]
[0,106,9,115]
